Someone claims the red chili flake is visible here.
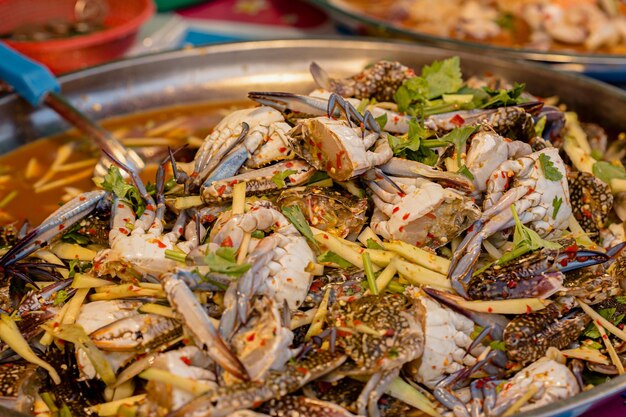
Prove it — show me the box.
[602,334,608,340]
[399,226,405,233]
[296,367,309,375]
[526,305,533,314]
[146,204,155,211]
[204,214,216,223]
[468,225,474,232]
[190,172,198,178]
[178,227,184,234]
[397,192,406,197]
[426,233,435,239]
[582,209,592,218]
[487,307,493,313]
[392,207,400,214]
[52,322,60,328]
[560,258,569,267]
[87,228,97,235]
[353,319,363,326]
[58,224,65,230]
[425,212,436,219]
[325,161,333,172]
[576,256,589,263]
[402,213,410,221]
[246,333,256,342]
[118,203,125,209]
[79,196,86,201]
[118,228,129,235]
[323,234,329,240]
[229,180,238,186]
[180,356,191,366]
[450,114,465,127]
[260,339,266,346]
[182,338,190,345]
[384,329,395,337]
[337,330,349,338]
[221,236,233,247]
[156,240,166,249]
[336,153,343,170]
[279,147,287,153]
[285,161,294,168]
[565,244,578,253]
[507,280,517,289]
[217,185,226,196]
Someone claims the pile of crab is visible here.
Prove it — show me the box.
[1,57,626,417]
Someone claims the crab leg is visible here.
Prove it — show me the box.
[0,190,107,267]
[380,157,475,193]
[162,272,249,381]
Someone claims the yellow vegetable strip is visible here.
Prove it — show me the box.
[595,322,625,375]
[386,377,442,417]
[50,242,96,261]
[357,227,384,247]
[146,117,186,137]
[445,292,548,314]
[40,302,71,346]
[374,262,397,293]
[568,216,598,249]
[393,258,451,290]
[71,273,112,289]
[35,168,93,193]
[0,314,61,384]
[139,368,213,395]
[34,143,74,188]
[61,288,90,326]
[305,288,331,341]
[54,158,99,172]
[383,240,450,274]
[87,394,147,416]
[578,299,626,343]
[561,347,610,365]
[0,190,17,209]
[121,138,181,147]
[138,303,178,319]
[314,231,380,271]
[501,384,539,417]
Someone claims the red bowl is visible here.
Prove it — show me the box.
[0,0,155,74]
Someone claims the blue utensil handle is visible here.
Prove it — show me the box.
[0,42,60,106]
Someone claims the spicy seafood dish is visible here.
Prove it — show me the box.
[0,56,625,417]
[330,0,626,54]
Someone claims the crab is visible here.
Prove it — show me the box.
[449,147,573,296]
[366,173,480,249]
[289,94,393,181]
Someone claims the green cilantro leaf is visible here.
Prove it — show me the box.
[53,289,69,307]
[534,115,547,138]
[498,205,561,264]
[421,56,463,100]
[481,83,526,108]
[388,120,438,165]
[100,166,146,216]
[307,171,330,184]
[282,205,319,249]
[250,230,265,239]
[616,296,626,304]
[271,169,297,189]
[490,340,506,351]
[439,126,479,165]
[375,113,388,130]
[495,13,515,30]
[317,251,352,268]
[204,247,251,277]
[538,153,563,181]
[592,161,626,184]
[552,196,563,220]
[584,308,624,339]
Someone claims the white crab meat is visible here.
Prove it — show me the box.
[369,176,480,248]
[465,131,532,193]
[406,292,482,389]
[291,116,392,181]
[230,297,294,381]
[495,357,580,413]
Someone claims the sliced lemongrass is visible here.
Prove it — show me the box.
[393,258,451,290]
[291,309,316,330]
[450,293,549,314]
[40,302,71,346]
[87,394,147,416]
[138,282,164,291]
[308,178,333,188]
[237,232,251,265]
[0,314,61,384]
[305,288,331,341]
[34,143,74,188]
[172,195,204,210]
[610,178,626,194]
[374,262,397,293]
[565,112,592,153]
[25,157,42,179]
[33,249,65,266]
[0,190,17,209]
[386,377,442,417]
[50,242,97,261]
[138,303,177,319]
[114,337,183,387]
[35,168,93,193]
[106,379,135,402]
[364,248,394,267]
[383,240,450,274]
[139,368,213,395]
[561,347,610,365]
[595,321,625,375]
[357,226,384,247]
[121,138,180,147]
[563,135,595,174]
[568,216,598,249]
[578,299,626,343]
[54,158,99,172]
[314,231,379,271]
[90,284,164,301]
[501,383,539,417]
[363,252,378,295]
[61,288,89,325]
[305,262,324,276]
[232,181,246,216]
[72,273,112,289]
[146,117,186,137]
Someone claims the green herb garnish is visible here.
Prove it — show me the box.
[317,251,352,268]
[538,153,563,181]
[282,205,319,249]
[204,247,251,277]
[271,169,297,189]
[552,196,563,220]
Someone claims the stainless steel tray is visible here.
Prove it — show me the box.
[308,0,626,83]
[0,38,625,417]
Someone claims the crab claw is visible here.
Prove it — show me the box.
[554,248,610,272]
[162,273,249,381]
[248,91,328,117]
[0,190,107,268]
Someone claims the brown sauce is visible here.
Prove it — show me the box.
[0,101,248,225]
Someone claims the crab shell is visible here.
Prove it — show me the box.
[290,117,392,181]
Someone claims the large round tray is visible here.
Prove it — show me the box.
[308,0,626,83]
[0,38,624,417]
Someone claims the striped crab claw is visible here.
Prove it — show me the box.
[289,93,393,181]
[0,190,107,287]
[161,271,250,381]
